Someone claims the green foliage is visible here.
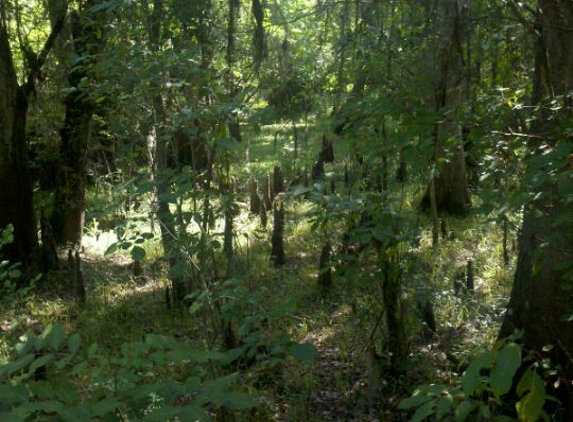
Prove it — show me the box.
[0,322,256,421]
[0,225,37,302]
[399,341,551,421]
[105,228,155,262]
[187,277,317,368]
[266,71,314,120]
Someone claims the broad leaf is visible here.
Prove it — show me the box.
[288,343,318,363]
[490,343,521,397]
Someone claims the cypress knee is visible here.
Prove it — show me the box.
[454,270,465,295]
[312,158,324,181]
[40,210,58,271]
[270,194,285,266]
[273,166,284,197]
[249,177,261,215]
[165,287,171,310]
[263,174,272,212]
[75,251,86,307]
[396,161,407,182]
[418,299,437,337]
[260,201,268,229]
[466,260,474,293]
[321,134,335,163]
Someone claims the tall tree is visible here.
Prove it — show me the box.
[420,0,471,215]
[145,0,188,303]
[51,1,105,247]
[499,0,573,378]
[0,1,67,263]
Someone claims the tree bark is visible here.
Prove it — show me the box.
[499,0,573,380]
[52,5,103,247]
[0,4,67,263]
[421,0,471,216]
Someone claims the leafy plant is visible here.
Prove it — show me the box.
[0,322,257,421]
[0,225,37,302]
[399,340,551,422]
[187,277,318,368]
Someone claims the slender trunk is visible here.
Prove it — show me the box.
[430,172,439,248]
[380,248,406,371]
[226,0,242,142]
[146,0,187,302]
[222,177,234,279]
[502,216,509,267]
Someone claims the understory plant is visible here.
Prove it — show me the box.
[399,338,552,422]
[0,322,256,421]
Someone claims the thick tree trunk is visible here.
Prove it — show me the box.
[0,6,67,263]
[0,24,34,260]
[51,6,103,247]
[421,0,471,216]
[0,87,37,263]
[499,0,573,381]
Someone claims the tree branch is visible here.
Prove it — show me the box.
[23,1,68,97]
[505,0,537,35]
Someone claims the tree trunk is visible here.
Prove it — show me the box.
[249,177,261,215]
[421,0,471,216]
[52,7,102,247]
[0,6,67,263]
[0,86,36,263]
[146,0,188,303]
[499,0,573,381]
[270,194,285,266]
[380,248,406,371]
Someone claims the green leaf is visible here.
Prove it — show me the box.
[29,354,54,374]
[41,323,65,351]
[0,354,35,378]
[490,343,521,397]
[398,391,432,410]
[131,245,146,262]
[222,391,257,410]
[104,242,119,255]
[455,400,477,421]
[68,333,81,353]
[91,397,122,417]
[462,351,493,396]
[288,343,318,363]
[0,411,24,422]
[8,269,21,279]
[436,394,452,419]
[53,381,78,404]
[411,400,433,422]
[516,370,546,422]
[292,185,312,196]
[0,384,28,405]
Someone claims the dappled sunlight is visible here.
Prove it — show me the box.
[3,0,571,418]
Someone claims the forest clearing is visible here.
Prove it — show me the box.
[0,0,572,421]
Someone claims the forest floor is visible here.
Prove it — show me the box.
[0,123,515,421]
